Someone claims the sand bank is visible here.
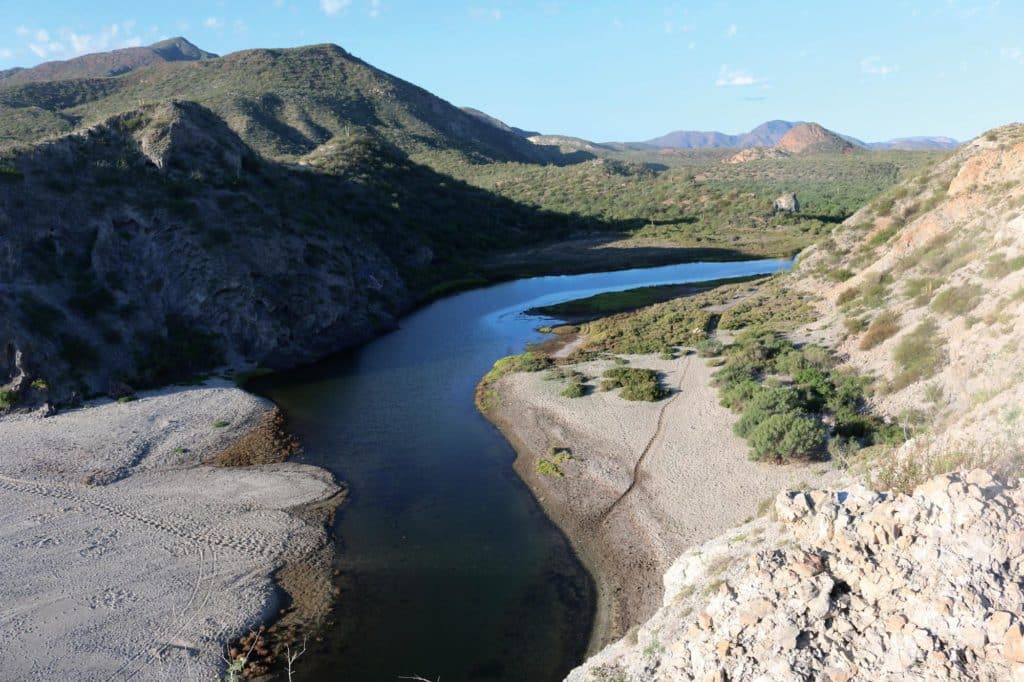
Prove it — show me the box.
[0,380,341,680]
[486,352,841,652]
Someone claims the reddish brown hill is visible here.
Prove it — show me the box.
[775,122,857,155]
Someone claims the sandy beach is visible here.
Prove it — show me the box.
[0,380,342,680]
[487,351,841,652]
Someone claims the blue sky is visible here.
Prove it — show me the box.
[2,1,1019,143]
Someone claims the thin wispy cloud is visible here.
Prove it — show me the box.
[369,0,382,18]
[320,0,352,16]
[469,7,503,21]
[663,21,694,35]
[1000,47,1024,64]
[715,65,762,87]
[724,23,737,38]
[204,16,225,29]
[17,22,143,59]
[0,48,13,59]
[861,56,897,75]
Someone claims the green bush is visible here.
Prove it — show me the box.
[0,390,15,410]
[695,338,724,357]
[601,367,666,401]
[747,412,825,462]
[733,385,801,438]
[984,253,1024,278]
[561,382,587,398]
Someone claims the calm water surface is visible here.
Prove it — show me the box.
[250,258,791,681]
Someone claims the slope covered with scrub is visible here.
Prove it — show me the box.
[794,123,1024,485]
[565,125,1024,680]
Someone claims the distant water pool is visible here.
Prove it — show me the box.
[250,257,792,681]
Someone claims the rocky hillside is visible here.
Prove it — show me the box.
[569,470,1024,680]
[567,124,1024,679]
[0,42,556,164]
[776,123,857,155]
[0,38,216,86]
[726,123,856,163]
[791,123,1024,482]
[0,97,592,406]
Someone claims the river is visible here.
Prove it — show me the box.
[249,258,792,681]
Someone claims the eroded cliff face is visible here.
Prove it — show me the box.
[569,470,1024,681]
[791,124,1024,479]
[0,102,410,403]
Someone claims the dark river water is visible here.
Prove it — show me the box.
[249,258,791,681]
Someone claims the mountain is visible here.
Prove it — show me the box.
[868,136,960,151]
[644,120,800,149]
[0,42,556,164]
[641,120,958,151]
[0,41,597,404]
[775,122,856,154]
[725,122,857,162]
[460,106,540,138]
[0,37,217,87]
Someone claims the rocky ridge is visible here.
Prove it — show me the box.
[569,470,1024,681]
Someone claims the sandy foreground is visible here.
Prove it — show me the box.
[0,380,341,680]
[488,352,843,652]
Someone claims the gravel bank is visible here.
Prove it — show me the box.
[0,379,341,680]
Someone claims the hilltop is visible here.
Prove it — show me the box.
[639,119,958,152]
[726,122,858,162]
[0,41,554,164]
[0,37,216,86]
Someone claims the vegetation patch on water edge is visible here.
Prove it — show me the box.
[475,351,553,410]
[525,274,770,321]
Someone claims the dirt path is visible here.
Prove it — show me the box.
[597,353,693,523]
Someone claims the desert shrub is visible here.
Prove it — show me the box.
[536,447,573,477]
[733,385,802,438]
[903,277,942,306]
[0,389,15,409]
[827,268,854,282]
[930,283,983,316]
[482,351,552,383]
[561,382,587,398]
[891,319,946,390]
[747,412,825,462]
[836,287,859,307]
[868,225,898,246]
[844,316,868,334]
[601,367,666,401]
[695,338,724,357]
[984,253,1024,278]
[859,310,901,350]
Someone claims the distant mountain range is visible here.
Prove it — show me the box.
[637,120,958,151]
[0,37,217,86]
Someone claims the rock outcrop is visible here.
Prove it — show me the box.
[568,470,1024,681]
[773,193,800,214]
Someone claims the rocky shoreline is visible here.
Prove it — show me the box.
[0,379,342,679]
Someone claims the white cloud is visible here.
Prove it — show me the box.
[369,0,381,18]
[861,56,897,75]
[725,23,737,37]
[715,65,762,87]
[233,19,249,33]
[1001,47,1024,64]
[320,0,351,15]
[17,21,145,60]
[0,48,13,59]
[204,16,225,29]
[664,21,694,34]
[469,7,503,21]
